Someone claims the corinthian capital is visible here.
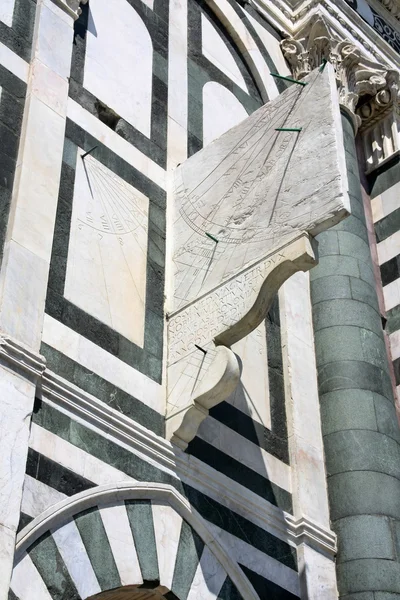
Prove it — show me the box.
[281,15,397,133]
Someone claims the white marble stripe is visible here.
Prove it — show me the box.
[11,552,53,600]
[29,423,136,486]
[377,230,400,265]
[21,475,67,518]
[187,545,227,600]
[167,0,188,169]
[42,314,165,415]
[99,503,143,586]
[0,41,29,82]
[52,518,101,598]
[67,98,166,190]
[383,279,400,311]
[207,522,300,597]
[390,329,400,360]
[152,502,182,590]
[197,416,291,493]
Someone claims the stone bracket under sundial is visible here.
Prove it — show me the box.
[165,65,351,449]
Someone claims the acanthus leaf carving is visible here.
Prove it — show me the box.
[281,15,398,143]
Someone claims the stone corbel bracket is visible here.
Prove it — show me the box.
[166,234,317,449]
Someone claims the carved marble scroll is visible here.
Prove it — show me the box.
[166,65,350,448]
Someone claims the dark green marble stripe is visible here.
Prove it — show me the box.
[125,500,159,582]
[170,520,204,600]
[40,345,164,435]
[217,576,243,600]
[28,532,79,600]
[74,507,121,591]
[186,437,292,512]
[386,305,400,335]
[8,589,19,600]
[240,565,299,599]
[32,402,298,569]
[17,512,33,532]
[368,152,400,199]
[375,207,400,243]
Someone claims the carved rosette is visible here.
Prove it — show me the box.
[281,15,400,168]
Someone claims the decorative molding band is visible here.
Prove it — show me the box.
[250,0,400,65]
[50,0,88,20]
[40,368,337,557]
[0,335,46,380]
[287,515,337,557]
[377,0,400,20]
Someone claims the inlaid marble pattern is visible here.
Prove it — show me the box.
[64,149,149,347]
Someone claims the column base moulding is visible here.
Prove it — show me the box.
[40,368,337,557]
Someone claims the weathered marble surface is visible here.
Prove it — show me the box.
[64,150,149,347]
[166,65,350,447]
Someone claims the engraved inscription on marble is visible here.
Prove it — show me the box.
[64,151,149,347]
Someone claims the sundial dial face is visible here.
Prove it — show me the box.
[166,65,350,448]
[171,66,349,312]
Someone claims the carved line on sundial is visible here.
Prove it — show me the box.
[79,153,148,242]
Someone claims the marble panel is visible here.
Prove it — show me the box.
[226,320,270,426]
[171,66,349,312]
[84,0,152,137]
[187,545,227,600]
[371,194,384,222]
[31,58,69,118]
[42,316,165,415]
[0,41,29,82]
[99,503,143,586]
[381,183,400,218]
[52,517,101,598]
[0,368,35,534]
[243,10,291,93]
[35,2,73,79]
[11,552,53,600]
[67,99,166,190]
[383,278,400,311]
[0,0,15,27]
[64,149,149,347]
[0,241,48,349]
[152,502,182,590]
[203,82,249,147]
[201,14,248,93]
[389,329,400,361]
[10,93,66,263]
[29,423,135,486]
[297,543,337,600]
[197,417,291,492]
[378,230,400,265]
[21,475,67,519]
[206,522,300,597]
[281,271,331,528]
[168,0,188,132]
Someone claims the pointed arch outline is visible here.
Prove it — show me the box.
[15,482,260,600]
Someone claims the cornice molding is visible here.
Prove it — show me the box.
[40,367,337,557]
[0,334,46,380]
[377,0,400,20]
[248,0,400,67]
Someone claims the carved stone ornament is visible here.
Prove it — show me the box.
[281,15,398,132]
[165,65,350,449]
[377,0,400,20]
[53,0,88,19]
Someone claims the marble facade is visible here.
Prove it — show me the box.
[0,0,400,599]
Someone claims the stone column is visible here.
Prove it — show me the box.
[310,111,400,598]
[0,1,77,596]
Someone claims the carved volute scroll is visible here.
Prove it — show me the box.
[281,15,398,135]
[165,65,351,449]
